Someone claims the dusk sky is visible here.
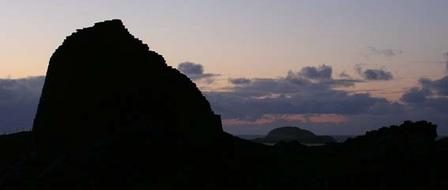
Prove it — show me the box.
[0,0,447,135]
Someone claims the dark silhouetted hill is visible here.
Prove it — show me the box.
[32,19,222,156]
[253,126,336,144]
[0,20,447,190]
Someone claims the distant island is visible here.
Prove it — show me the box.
[253,126,336,145]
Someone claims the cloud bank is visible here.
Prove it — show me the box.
[0,76,44,133]
[400,76,448,112]
[0,64,446,136]
[444,52,448,72]
[206,65,398,126]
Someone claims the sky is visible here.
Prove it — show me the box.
[0,0,447,135]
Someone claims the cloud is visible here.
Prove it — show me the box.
[355,65,393,81]
[296,65,332,80]
[362,69,393,80]
[367,46,402,57]
[444,52,448,72]
[415,77,448,97]
[399,75,448,121]
[339,71,351,79]
[229,78,251,85]
[177,62,218,83]
[419,76,448,96]
[222,114,347,126]
[206,65,390,122]
[307,114,348,124]
[400,87,428,103]
[223,114,308,126]
[287,65,361,87]
[401,76,448,105]
[0,76,44,133]
[177,62,203,76]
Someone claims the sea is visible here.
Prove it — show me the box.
[237,135,354,142]
[237,135,447,146]
[236,135,355,146]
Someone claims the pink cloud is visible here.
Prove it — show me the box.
[307,114,348,124]
[223,114,348,126]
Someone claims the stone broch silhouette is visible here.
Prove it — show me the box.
[32,19,223,154]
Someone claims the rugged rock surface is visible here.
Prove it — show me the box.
[254,126,336,144]
[32,19,222,155]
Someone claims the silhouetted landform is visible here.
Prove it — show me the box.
[1,20,448,190]
[32,19,222,155]
[253,126,336,144]
[0,132,32,172]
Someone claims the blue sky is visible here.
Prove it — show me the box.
[0,0,447,135]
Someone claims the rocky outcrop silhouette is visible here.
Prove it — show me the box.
[0,132,32,172]
[253,126,336,144]
[0,20,447,190]
[343,120,437,159]
[32,19,222,155]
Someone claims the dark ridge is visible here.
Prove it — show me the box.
[32,19,223,155]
